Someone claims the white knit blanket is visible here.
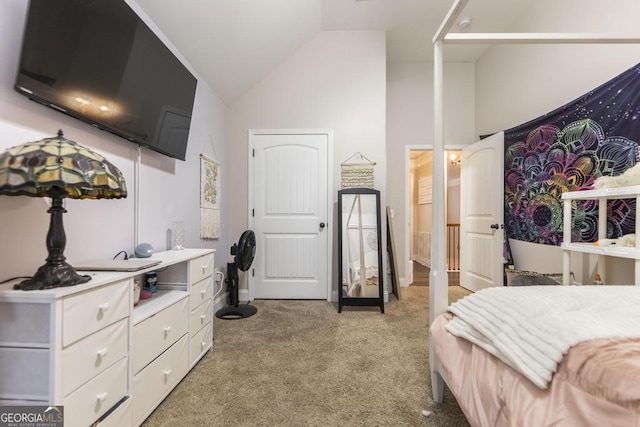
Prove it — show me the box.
[445,286,640,389]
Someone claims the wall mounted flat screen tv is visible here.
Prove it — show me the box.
[15,0,197,161]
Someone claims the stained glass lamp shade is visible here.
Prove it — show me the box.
[0,130,127,290]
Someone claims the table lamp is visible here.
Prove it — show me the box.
[0,130,127,290]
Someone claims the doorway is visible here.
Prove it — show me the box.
[406,147,462,286]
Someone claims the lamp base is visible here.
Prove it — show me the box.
[15,261,91,291]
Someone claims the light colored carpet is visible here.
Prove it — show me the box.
[142,286,471,426]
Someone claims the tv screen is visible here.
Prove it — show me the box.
[15,0,197,161]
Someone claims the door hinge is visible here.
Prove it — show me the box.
[252,209,254,217]
[252,269,255,277]
[252,149,255,157]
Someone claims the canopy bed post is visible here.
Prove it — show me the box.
[430,36,448,325]
[430,37,446,404]
[429,0,467,404]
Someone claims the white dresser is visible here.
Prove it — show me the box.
[0,248,215,427]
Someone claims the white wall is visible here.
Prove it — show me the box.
[0,1,229,281]
[475,0,640,280]
[415,157,433,234]
[228,30,387,292]
[386,62,475,280]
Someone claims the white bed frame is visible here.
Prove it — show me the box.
[428,0,640,409]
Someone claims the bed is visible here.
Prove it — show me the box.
[427,1,640,424]
[430,285,640,426]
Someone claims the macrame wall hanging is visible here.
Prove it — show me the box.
[341,152,376,189]
[200,137,221,239]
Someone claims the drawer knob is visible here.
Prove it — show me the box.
[200,314,206,323]
[201,341,206,350]
[98,303,111,312]
[96,348,109,358]
[164,326,172,336]
[202,265,207,274]
[97,392,108,403]
[164,369,172,378]
[200,290,206,297]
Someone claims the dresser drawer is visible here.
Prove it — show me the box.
[133,297,188,374]
[189,321,212,366]
[63,279,130,347]
[0,347,49,400]
[0,302,50,345]
[190,298,212,335]
[95,396,132,427]
[133,334,188,424]
[62,318,128,396]
[190,275,213,305]
[63,356,128,427]
[189,253,214,285]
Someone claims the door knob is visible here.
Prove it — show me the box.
[319,222,326,228]
[490,224,499,229]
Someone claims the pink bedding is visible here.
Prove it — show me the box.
[431,313,640,426]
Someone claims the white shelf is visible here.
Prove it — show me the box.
[561,243,640,259]
[561,185,640,200]
[562,187,640,286]
[133,290,188,325]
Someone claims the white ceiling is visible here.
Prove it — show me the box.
[136,0,535,105]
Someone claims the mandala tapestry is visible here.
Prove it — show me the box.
[504,63,640,245]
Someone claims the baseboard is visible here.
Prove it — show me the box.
[239,288,249,303]
[254,289,388,303]
[400,276,411,287]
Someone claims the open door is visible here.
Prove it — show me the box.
[460,131,504,292]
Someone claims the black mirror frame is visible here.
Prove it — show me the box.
[337,187,384,313]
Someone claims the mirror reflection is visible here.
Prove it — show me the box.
[341,193,379,298]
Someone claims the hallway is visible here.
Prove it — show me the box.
[412,262,460,287]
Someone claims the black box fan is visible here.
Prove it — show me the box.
[215,230,258,319]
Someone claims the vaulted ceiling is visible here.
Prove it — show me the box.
[136,0,534,105]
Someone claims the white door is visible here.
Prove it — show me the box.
[460,131,504,292]
[249,131,331,299]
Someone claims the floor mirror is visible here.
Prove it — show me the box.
[337,188,384,313]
